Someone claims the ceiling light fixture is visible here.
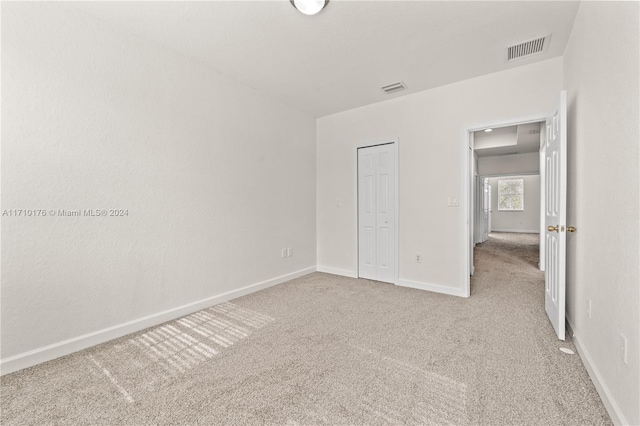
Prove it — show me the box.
[484,128,493,132]
[290,0,328,16]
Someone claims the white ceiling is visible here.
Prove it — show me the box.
[69,1,580,117]
[474,122,542,157]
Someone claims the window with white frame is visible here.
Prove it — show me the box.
[498,178,524,211]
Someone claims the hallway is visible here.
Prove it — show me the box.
[472,232,542,297]
[469,232,611,424]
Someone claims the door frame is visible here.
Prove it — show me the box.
[463,113,546,297]
[355,138,399,284]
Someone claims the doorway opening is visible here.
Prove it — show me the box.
[468,120,546,283]
[476,174,542,255]
[465,93,568,341]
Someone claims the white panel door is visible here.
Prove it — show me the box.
[375,143,396,283]
[539,144,546,272]
[482,178,490,242]
[475,176,483,244]
[487,184,492,234]
[544,91,567,340]
[358,143,396,284]
[358,147,377,280]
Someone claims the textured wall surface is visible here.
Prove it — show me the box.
[317,58,562,292]
[488,175,540,233]
[563,2,640,424]
[478,152,540,176]
[1,3,316,359]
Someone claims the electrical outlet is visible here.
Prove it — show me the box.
[287,248,292,257]
[620,334,628,364]
[587,299,592,319]
[281,249,287,258]
[415,254,422,263]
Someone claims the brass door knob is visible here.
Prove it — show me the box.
[548,225,559,232]
[567,226,577,233]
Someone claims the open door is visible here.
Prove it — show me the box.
[487,181,492,236]
[544,91,567,340]
[482,178,490,242]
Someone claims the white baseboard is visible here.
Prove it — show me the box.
[316,265,357,278]
[490,229,540,234]
[315,267,467,299]
[0,266,316,376]
[566,317,628,426]
[397,279,467,298]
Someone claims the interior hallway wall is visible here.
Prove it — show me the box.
[478,152,539,176]
[1,3,316,364]
[563,1,639,424]
[317,58,562,294]
[488,175,540,233]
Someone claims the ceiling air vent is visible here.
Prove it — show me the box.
[506,35,550,62]
[381,81,406,94]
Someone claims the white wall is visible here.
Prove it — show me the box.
[317,58,562,295]
[563,2,639,424]
[488,175,540,233]
[478,152,539,176]
[1,3,316,367]
[474,128,516,150]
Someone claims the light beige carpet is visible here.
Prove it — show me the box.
[1,232,611,425]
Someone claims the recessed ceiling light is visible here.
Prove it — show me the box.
[484,128,493,132]
[290,0,328,16]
